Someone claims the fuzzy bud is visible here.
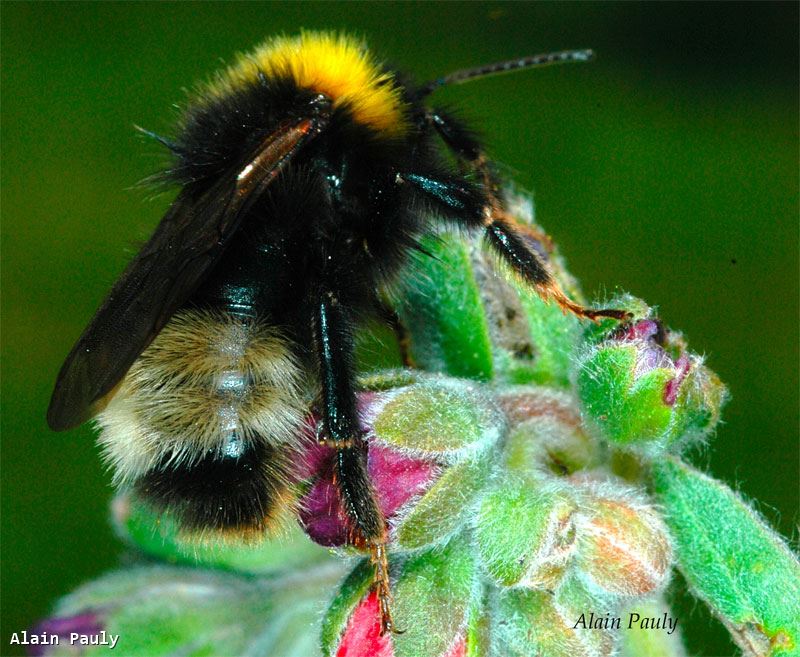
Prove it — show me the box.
[498,387,600,476]
[495,585,617,657]
[575,486,673,597]
[332,591,468,657]
[577,306,727,451]
[28,613,105,657]
[476,480,577,589]
[30,564,345,657]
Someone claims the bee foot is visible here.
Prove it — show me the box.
[370,541,404,635]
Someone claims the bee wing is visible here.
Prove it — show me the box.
[47,115,325,431]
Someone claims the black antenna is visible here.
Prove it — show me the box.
[419,49,595,97]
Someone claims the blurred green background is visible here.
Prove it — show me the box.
[2,2,797,656]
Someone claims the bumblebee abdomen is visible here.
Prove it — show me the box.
[135,440,296,539]
[96,310,307,538]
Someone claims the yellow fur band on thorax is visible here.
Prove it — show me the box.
[208,32,409,138]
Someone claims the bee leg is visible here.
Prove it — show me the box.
[334,447,399,635]
[484,215,629,321]
[422,110,629,322]
[417,108,480,162]
[312,291,399,634]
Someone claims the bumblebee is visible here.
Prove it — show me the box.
[47,32,625,632]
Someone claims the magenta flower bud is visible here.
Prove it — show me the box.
[323,541,476,657]
[333,590,468,657]
[299,440,439,547]
[335,590,394,657]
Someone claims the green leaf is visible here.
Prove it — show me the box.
[372,377,504,457]
[465,238,581,388]
[393,537,477,657]
[510,288,580,386]
[465,587,490,657]
[355,319,404,373]
[652,458,800,656]
[396,234,494,381]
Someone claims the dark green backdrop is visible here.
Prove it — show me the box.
[2,3,797,656]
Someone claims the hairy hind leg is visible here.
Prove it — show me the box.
[312,290,398,634]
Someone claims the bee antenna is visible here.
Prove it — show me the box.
[419,49,595,97]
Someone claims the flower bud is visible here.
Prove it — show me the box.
[498,387,600,476]
[331,590,469,657]
[300,376,502,550]
[576,307,727,451]
[476,480,577,589]
[495,586,616,657]
[575,486,673,596]
[329,590,471,657]
[334,590,393,657]
[28,613,104,657]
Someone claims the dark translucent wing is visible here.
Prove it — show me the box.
[47,116,325,430]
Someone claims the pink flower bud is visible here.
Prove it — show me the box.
[28,613,105,657]
[576,490,673,596]
[579,312,726,448]
[299,438,439,548]
[612,319,690,397]
[335,591,393,657]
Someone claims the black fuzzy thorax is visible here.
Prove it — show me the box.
[164,73,486,330]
